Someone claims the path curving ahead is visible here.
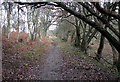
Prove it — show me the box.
[39,40,63,80]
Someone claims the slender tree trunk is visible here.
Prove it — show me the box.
[7,9,10,39]
[27,6,30,42]
[87,30,97,45]
[81,38,87,53]
[80,26,87,53]
[74,26,80,47]
[116,1,120,74]
[71,30,75,43]
[80,33,87,53]
[44,29,47,37]
[96,35,105,61]
[34,33,37,41]
[30,33,34,41]
[39,33,41,38]
[74,17,81,47]
[17,5,19,42]
[27,33,29,42]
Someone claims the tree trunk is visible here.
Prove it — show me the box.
[7,8,10,39]
[87,30,97,45]
[2,26,7,37]
[27,6,30,42]
[80,25,87,53]
[27,34,29,42]
[39,33,41,38]
[74,26,80,47]
[116,1,120,74]
[34,33,37,41]
[30,33,34,41]
[81,38,87,53]
[17,5,19,42]
[71,30,75,43]
[96,35,105,61]
[44,29,47,37]
[80,30,87,54]
[109,42,118,65]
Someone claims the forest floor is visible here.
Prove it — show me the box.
[57,40,120,80]
[2,37,120,80]
[2,37,50,80]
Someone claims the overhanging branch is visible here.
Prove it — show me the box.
[55,2,120,53]
[93,2,120,20]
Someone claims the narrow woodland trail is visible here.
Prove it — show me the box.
[30,39,119,80]
[39,40,63,80]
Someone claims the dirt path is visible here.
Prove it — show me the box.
[39,40,63,80]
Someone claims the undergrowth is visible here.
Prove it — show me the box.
[57,40,119,79]
[2,37,50,80]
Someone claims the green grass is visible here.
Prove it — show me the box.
[58,42,84,56]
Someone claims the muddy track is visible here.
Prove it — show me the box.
[38,40,63,80]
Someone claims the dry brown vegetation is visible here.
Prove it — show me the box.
[2,34,50,80]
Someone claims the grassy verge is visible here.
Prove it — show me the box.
[57,41,118,77]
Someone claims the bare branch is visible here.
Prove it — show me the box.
[93,2,120,20]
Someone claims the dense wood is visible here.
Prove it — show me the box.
[79,2,120,39]
[55,2,120,53]
[2,1,120,79]
[14,1,120,55]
